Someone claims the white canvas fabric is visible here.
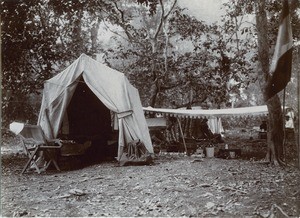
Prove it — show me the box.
[207,117,224,134]
[143,105,270,118]
[143,105,292,119]
[9,122,25,135]
[38,54,153,160]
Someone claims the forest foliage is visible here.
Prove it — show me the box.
[1,0,299,129]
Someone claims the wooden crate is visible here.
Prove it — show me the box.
[60,141,91,156]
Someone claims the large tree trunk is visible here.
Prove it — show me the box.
[266,97,284,165]
[255,0,284,165]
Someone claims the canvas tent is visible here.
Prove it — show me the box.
[38,54,153,161]
[143,106,296,134]
[143,106,270,143]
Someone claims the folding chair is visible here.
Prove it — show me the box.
[10,122,62,174]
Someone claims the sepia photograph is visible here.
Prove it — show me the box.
[1,0,300,217]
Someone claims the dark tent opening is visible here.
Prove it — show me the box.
[59,77,118,165]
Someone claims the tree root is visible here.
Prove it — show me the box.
[263,203,289,218]
[277,158,286,166]
[263,154,287,167]
[272,204,289,218]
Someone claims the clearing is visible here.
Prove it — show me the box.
[1,131,300,217]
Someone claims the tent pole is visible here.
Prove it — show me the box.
[282,88,286,161]
[177,117,187,154]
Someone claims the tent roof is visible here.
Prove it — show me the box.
[143,105,270,118]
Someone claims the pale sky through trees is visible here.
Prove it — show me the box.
[98,0,227,44]
[178,0,226,23]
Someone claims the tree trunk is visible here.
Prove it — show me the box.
[148,0,177,107]
[149,79,159,107]
[255,0,284,165]
[266,97,284,165]
[91,20,100,54]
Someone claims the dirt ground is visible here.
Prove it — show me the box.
[1,131,300,217]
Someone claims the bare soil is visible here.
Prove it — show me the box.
[1,132,300,217]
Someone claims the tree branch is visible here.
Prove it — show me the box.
[164,0,177,20]
[153,0,165,40]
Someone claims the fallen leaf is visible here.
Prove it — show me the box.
[69,188,86,196]
[202,192,213,197]
[205,202,215,209]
